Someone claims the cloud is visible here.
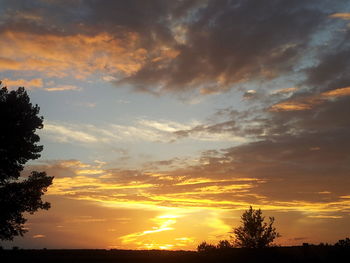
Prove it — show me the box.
[29,152,350,217]
[243,90,257,99]
[45,85,81,92]
[121,0,333,94]
[1,78,43,89]
[120,214,178,244]
[43,122,100,143]
[1,79,81,92]
[0,31,147,79]
[41,119,246,145]
[271,87,299,95]
[329,13,350,20]
[32,234,45,239]
[1,0,348,95]
[270,86,350,112]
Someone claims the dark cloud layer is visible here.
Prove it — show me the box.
[1,0,349,94]
[126,0,329,93]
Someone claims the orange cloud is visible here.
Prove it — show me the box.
[272,87,299,94]
[0,30,147,78]
[32,234,46,238]
[120,214,178,245]
[322,86,350,97]
[36,159,350,216]
[270,86,350,112]
[0,57,22,70]
[329,13,350,20]
[45,85,81,92]
[2,78,43,89]
[270,101,313,111]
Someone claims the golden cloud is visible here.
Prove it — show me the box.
[329,13,350,20]
[2,78,43,89]
[269,101,313,111]
[45,85,81,92]
[270,86,350,112]
[0,30,148,78]
[32,234,46,238]
[40,159,350,216]
[120,214,178,244]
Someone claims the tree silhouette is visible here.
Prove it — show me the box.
[0,84,53,241]
[232,206,279,248]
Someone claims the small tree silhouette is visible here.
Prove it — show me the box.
[232,206,279,248]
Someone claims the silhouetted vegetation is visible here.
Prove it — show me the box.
[335,237,350,248]
[198,207,279,251]
[0,84,53,241]
[197,241,217,252]
[1,246,350,263]
[197,240,233,252]
[232,206,280,248]
[217,240,234,250]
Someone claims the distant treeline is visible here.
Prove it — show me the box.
[1,245,350,263]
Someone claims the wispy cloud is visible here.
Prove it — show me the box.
[45,85,81,92]
[41,119,246,145]
[270,86,350,112]
[43,123,99,144]
[120,214,179,244]
[32,234,46,239]
[329,13,350,20]
[29,157,350,217]
[2,78,43,89]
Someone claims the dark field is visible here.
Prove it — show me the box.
[1,246,349,263]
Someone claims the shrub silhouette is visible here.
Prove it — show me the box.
[232,206,279,248]
[0,84,53,240]
[335,237,350,248]
[197,241,217,252]
[216,240,234,250]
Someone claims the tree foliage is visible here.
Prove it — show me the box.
[0,84,53,241]
[232,206,279,248]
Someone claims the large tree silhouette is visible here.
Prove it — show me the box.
[0,84,53,241]
[232,206,279,248]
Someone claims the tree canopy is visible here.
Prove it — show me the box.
[0,84,53,241]
[232,206,280,248]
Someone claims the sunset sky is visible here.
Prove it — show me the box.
[1,0,350,250]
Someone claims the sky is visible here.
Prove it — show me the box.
[1,0,350,250]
